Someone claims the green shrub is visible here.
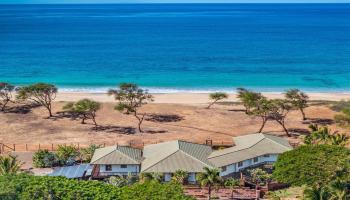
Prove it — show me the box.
[32,149,57,168]
[0,174,194,200]
[56,145,79,165]
[273,145,350,187]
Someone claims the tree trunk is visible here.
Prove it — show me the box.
[207,100,218,109]
[208,185,212,200]
[300,108,306,121]
[47,106,53,118]
[258,118,267,133]
[92,116,98,127]
[277,120,290,137]
[81,114,86,124]
[135,113,145,133]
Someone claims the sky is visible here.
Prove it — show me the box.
[1,0,350,3]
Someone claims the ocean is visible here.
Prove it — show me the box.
[0,3,350,93]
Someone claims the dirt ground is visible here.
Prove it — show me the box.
[0,101,341,148]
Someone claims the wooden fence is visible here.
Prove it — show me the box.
[0,140,234,154]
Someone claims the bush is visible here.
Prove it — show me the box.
[56,145,79,166]
[273,145,350,187]
[0,174,194,200]
[32,150,57,168]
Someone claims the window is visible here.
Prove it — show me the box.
[221,166,227,172]
[120,164,127,168]
[238,161,243,167]
[105,165,112,171]
[263,154,270,158]
[253,157,259,163]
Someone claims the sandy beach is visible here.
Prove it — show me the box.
[55,92,350,104]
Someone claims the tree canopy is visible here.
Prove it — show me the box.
[108,83,153,132]
[0,82,15,112]
[273,145,350,187]
[16,83,57,117]
[63,99,101,127]
[207,92,228,109]
[236,88,264,114]
[285,89,309,120]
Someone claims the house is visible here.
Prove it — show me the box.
[141,140,213,183]
[90,145,142,179]
[208,133,293,177]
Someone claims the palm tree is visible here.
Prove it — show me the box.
[172,170,188,184]
[328,179,349,200]
[196,167,222,200]
[303,186,330,200]
[224,178,239,200]
[329,134,350,146]
[0,155,22,175]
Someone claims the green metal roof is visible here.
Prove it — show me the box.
[141,140,214,173]
[90,145,142,165]
[208,133,292,167]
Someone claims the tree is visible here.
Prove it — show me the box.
[224,178,239,199]
[273,145,350,187]
[80,144,102,163]
[327,179,349,200]
[108,176,128,187]
[172,170,188,184]
[268,99,293,136]
[248,97,271,133]
[0,82,15,112]
[56,145,79,166]
[63,99,101,127]
[32,149,57,168]
[304,124,349,146]
[196,167,222,200]
[248,168,272,186]
[207,92,228,109]
[108,83,153,133]
[285,89,309,120]
[0,155,22,175]
[139,172,163,183]
[236,88,263,114]
[303,186,330,200]
[16,83,57,117]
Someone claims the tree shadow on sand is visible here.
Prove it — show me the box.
[91,125,137,135]
[287,128,310,135]
[51,111,80,121]
[145,114,184,123]
[302,118,334,126]
[5,103,41,114]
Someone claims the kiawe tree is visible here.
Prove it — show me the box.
[285,89,309,120]
[63,99,101,127]
[207,92,228,109]
[108,83,153,133]
[269,99,293,137]
[248,97,271,133]
[16,83,57,117]
[236,88,263,114]
[0,82,15,112]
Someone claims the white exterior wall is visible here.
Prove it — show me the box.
[99,164,139,175]
[219,154,279,175]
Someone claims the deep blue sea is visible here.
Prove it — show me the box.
[1,4,350,92]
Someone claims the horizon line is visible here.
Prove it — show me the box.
[1,2,350,4]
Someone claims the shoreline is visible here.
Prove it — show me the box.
[55,91,350,104]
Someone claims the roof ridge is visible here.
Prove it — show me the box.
[179,149,213,168]
[209,134,265,159]
[90,146,116,164]
[263,134,292,150]
[116,146,140,163]
[141,149,180,172]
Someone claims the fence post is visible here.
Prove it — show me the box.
[25,144,28,151]
[13,144,15,151]
[51,144,54,151]
[39,144,40,150]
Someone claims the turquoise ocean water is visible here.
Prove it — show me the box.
[0,4,350,92]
